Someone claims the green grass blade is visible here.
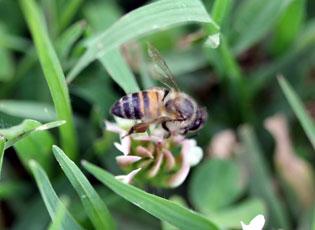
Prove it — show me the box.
[233,0,292,55]
[82,161,219,230]
[58,0,83,33]
[67,0,216,82]
[239,125,290,229]
[0,181,29,199]
[270,0,305,55]
[19,0,77,159]
[211,0,232,25]
[56,21,86,60]
[29,160,83,230]
[0,136,5,179]
[48,197,69,230]
[14,130,54,174]
[0,119,65,150]
[53,145,115,230]
[0,100,56,122]
[278,76,315,149]
[99,48,139,93]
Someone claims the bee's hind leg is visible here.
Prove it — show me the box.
[122,122,150,139]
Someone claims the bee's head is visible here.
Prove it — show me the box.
[188,107,207,132]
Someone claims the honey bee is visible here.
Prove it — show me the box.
[110,44,207,138]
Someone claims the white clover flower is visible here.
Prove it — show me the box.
[105,119,204,188]
[241,214,265,230]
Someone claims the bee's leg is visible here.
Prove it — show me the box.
[122,122,150,138]
[161,121,171,138]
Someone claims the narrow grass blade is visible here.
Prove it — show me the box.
[278,76,315,149]
[233,0,292,55]
[270,0,305,55]
[14,130,54,174]
[0,100,56,121]
[56,20,86,60]
[0,136,5,179]
[0,181,29,199]
[48,197,69,230]
[58,0,83,33]
[53,146,115,230]
[29,160,83,230]
[239,125,290,229]
[82,161,218,230]
[0,119,65,150]
[67,0,216,82]
[99,48,139,93]
[211,0,232,25]
[19,0,77,158]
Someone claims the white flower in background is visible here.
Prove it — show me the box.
[208,129,237,159]
[241,215,265,230]
[105,118,203,188]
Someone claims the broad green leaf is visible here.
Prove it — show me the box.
[15,130,54,173]
[0,100,56,121]
[48,197,69,230]
[0,119,65,149]
[232,0,293,55]
[67,0,217,82]
[209,198,266,229]
[53,145,115,230]
[99,48,140,93]
[29,160,83,230]
[0,136,5,179]
[20,0,77,158]
[239,125,290,229]
[82,161,218,230]
[278,76,315,149]
[189,159,244,213]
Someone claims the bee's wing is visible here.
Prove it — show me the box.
[148,43,180,91]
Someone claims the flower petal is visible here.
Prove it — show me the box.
[166,163,190,188]
[147,151,164,178]
[162,148,176,170]
[114,137,131,155]
[136,146,154,158]
[115,168,142,184]
[208,129,237,159]
[105,120,125,134]
[116,155,142,167]
[241,214,265,230]
[187,146,203,166]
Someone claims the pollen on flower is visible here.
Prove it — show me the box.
[105,120,204,188]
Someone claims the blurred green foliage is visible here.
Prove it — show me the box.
[0,0,314,229]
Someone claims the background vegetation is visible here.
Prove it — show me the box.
[0,0,314,229]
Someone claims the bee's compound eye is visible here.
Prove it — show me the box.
[188,107,207,132]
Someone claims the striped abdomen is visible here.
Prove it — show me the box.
[111,89,165,120]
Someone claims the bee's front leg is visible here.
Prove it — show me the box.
[122,122,150,139]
